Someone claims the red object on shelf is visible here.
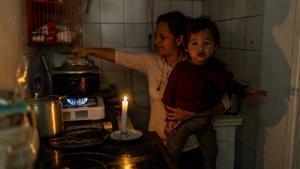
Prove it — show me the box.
[26,0,82,46]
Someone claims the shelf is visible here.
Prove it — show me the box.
[26,0,82,46]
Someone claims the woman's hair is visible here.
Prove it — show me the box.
[156,11,188,39]
[183,17,220,47]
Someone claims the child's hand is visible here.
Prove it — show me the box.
[164,121,177,135]
[166,105,194,121]
[245,87,267,98]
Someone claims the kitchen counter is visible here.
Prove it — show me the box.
[213,114,242,127]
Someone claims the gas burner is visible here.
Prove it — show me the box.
[61,97,105,122]
[62,96,98,108]
[67,97,88,107]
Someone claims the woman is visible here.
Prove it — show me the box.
[72,11,205,141]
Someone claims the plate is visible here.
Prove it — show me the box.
[110,129,143,141]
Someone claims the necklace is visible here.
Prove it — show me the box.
[156,58,173,91]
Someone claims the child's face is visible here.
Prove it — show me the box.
[155,21,182,57]
[186,28,216,64]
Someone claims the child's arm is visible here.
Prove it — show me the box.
[227,80,267,98]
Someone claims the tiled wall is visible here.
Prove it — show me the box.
[0,0,33,94]
[202,0,264,168]
[82,0,203,131]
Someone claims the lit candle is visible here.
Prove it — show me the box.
[121,96,128,134]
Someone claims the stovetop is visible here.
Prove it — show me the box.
[35,97,177,169]
[36,132,178,169]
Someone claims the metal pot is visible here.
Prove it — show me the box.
[50,62,100,97]
[28,95,64,138]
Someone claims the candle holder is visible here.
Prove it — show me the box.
[110,129,142,141]
[110,96,142,141]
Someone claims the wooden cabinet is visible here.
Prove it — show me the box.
[26,0,82,46]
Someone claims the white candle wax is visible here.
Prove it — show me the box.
[121,96,128,134]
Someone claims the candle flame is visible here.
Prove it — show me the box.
[123,96,127,101]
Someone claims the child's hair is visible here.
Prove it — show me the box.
[156,11,188,39]
[183,17,220,47]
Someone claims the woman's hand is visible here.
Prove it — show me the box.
[165,105,195,121]
[65,48,90,65]
[72,48,90,58]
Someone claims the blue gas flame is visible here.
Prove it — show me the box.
[66,97,88,107]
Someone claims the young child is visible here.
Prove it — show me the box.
[162,17,233,169]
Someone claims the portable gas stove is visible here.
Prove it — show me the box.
[61,96,105,122]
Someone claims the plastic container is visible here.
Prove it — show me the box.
[0,107,39,169]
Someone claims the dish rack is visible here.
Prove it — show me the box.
[26,0,82,46]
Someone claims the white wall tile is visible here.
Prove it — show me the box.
[130,70,148,92]
[101,24,124,48]
[219,21,232,48]
[83,24,101,48]
[101,0,124,23]
[245,16,263,50]
[102,59,127,71]
[153,0,170,22]
[232,0,247,18]
[231,19,246,49]
[210,0,220,21]
[241,97,262,119]
[125,24,150,48]
[192,1,202,18]
[102,70,129,94]
[220,0,232,20]
[129,91,150,110]
[121,48,149,52]
[170,0,193,17]
[240,114,257,148]
[218,49,232,71]
[230,50,245,81]
[201,0,211,17]
[102,48,149,71]
[84,0,100,23]
[128,91,150,131]
[247,0,264,16]
[128,91,150,109]
[244,51,261,85]
[125,0,148,23]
